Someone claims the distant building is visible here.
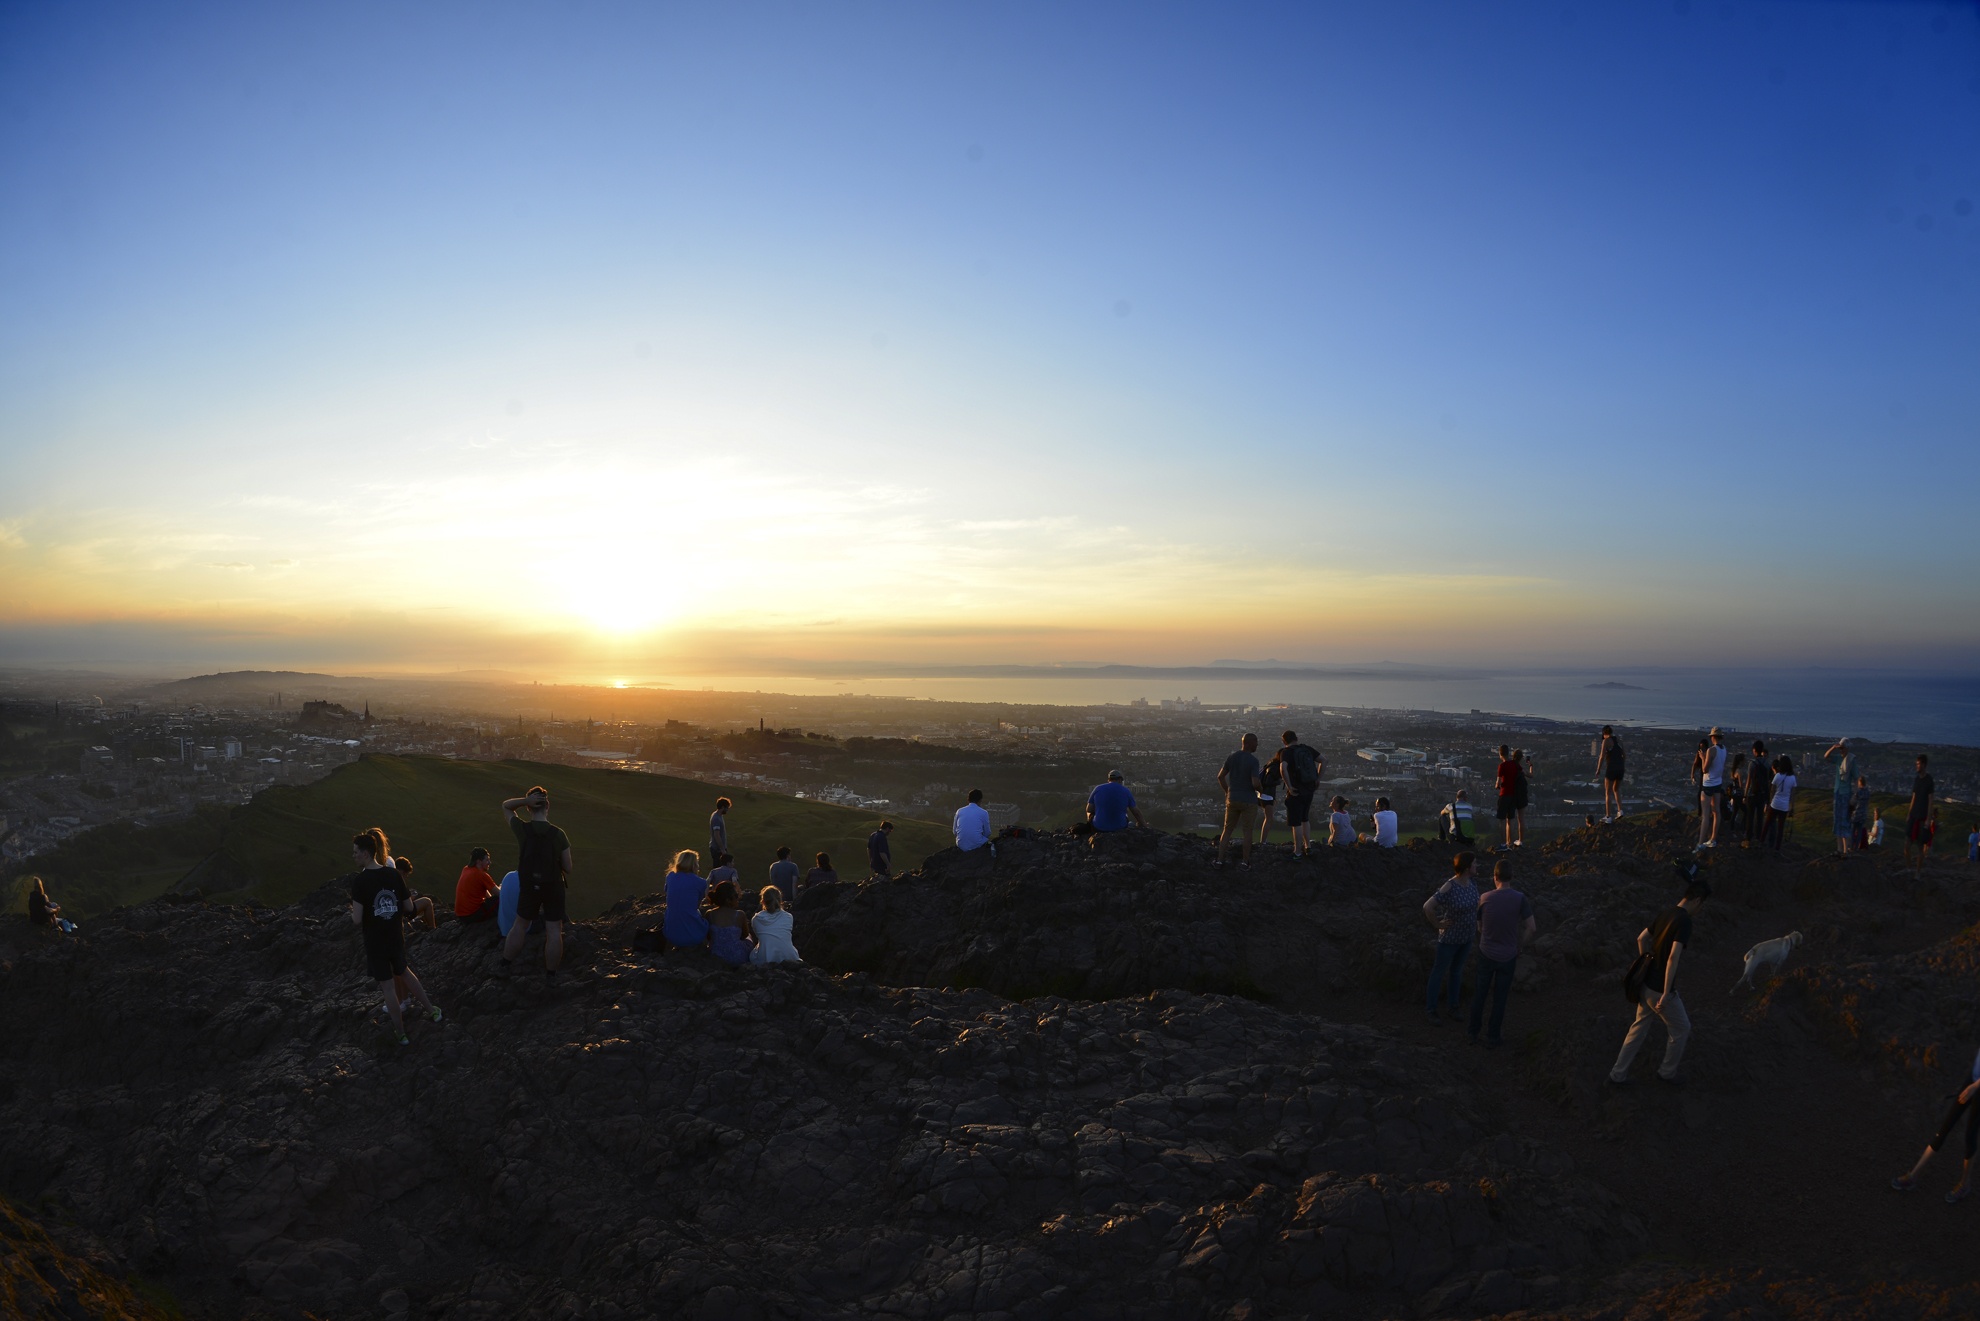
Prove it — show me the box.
[985,803,1022,831]
[80,746,115,775]
[223,738,242,760]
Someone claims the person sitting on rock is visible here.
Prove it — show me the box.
[1893,1046,1980,1204]
[803,852,839,896]
[704,879,753,967]
[347,827,439,1045]
[25,876,76,934]
[1085,770,1145,848]
[392,856,439,930]
[663,850,711,951]
[1439,790,1473,844]
[750,885,802,964]
[708,851,740,889]
[454,847,501,926]
[1370,797,1399,848]
[1327,796,1357,847]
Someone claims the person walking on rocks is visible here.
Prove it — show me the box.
[709,798,732,865]
[1891,1046,1980,1203]
[1469,859,1535,1048]
[954,789,994,866]
[1823,739,1860,856]
[1422,853,1480,1025]
[1595,727,1626,823]
[1696,728,1728,851]
[347,827,439,1044]
[500,785,573,979]
[1278,731,1324,858]
[1216,733,1264,869]
[1905,755,1936,870]
[1610,877,1711,1085]
[867,821,894,879]
[1493,747,1522,852]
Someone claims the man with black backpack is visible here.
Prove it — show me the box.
[1278,731,1324,858]
[1610,872,1711,1086]
[500,785,574,979]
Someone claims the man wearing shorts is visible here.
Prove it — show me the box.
[1905,754,1935,870]
[1493,746,1521,852]
[1278,731,1324,858]
[500,785,573,978]
[1216,733,1264,870]
[1695,727,1727,851]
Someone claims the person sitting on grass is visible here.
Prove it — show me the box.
[704,879,753,967]
[25,876,76,934]
[1328,797,1358,847]
[750,886,802,964]
[1893,1046,1980,1204]
[663,850,710,952]
[347,827,439,1046]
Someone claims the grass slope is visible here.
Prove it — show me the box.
[202,755,951,917]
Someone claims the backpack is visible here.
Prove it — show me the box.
[1284,744,1321,791]
[1623,909,1681,1004]
[1260,762,1283,793]
[518,821,563,890]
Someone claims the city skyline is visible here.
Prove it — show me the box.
[3,1,1978,675]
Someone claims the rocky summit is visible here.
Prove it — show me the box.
[3,813,1980,1319]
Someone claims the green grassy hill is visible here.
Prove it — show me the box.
[22,756,951,920]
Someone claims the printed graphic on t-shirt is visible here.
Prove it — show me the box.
[371,889,400,920]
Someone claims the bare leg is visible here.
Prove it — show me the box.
[399,968,435,1014]
[1895,1145,1937,1188]
[544,920,564,971]
[377,978,405,1036]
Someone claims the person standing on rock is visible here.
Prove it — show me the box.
[1595,727,1626,823]
[1423,853,1480,1025]
[1215,733,1264,869]
[867,821,894,879]
[1609,877,1711,1086]
[500,786,573,980]
[1891,1046,1980,1203]
[1905,755,1936,870]
[1086,770,1146,846]
[1695,728,1728,851]
[1742,741,1772,847]
[1823,739,1859,856]
[709,798,731,866]
[347,827,439,1044]
[953,790,994,867]
[1492,746,1522,852]
[1278,731,1324,858]
[1468,859,1535,1048]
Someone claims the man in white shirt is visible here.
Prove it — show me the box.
[953,788,994,863]
[1371,796,1400,847]
[1697,727,1728,851]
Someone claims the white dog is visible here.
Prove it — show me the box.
[1732,931,1804,993]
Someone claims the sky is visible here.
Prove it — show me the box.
[1,0,1977,679]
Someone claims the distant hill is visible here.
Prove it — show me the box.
[158,670,352,689]
[25,756,951,918]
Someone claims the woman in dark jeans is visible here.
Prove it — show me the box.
[1893,1048,1980,1203]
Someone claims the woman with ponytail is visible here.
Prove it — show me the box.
[347,827,439,1045]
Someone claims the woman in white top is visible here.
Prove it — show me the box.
[749,885,802,964]
[1370,796,1399,848]
[1327,796,1358,847]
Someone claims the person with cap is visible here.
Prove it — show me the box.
[1086,770,1146,848]
[1696,727,1729,851]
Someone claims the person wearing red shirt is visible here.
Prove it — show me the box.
[1493,745,1524,853]
[455,847,500,924]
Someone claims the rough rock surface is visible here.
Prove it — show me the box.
[4,812,1979,1319]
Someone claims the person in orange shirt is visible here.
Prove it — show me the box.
[455,847,500,925]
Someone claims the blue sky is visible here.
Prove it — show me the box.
[1,1,1976,674]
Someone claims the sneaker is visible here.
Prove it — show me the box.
[395,1033,410,1047]
[1237,862,1250,871]
[1946,1187,1970,1205]
[1606,1075,1630,1086]
[427,1006,444,1023]
[1891,1176,1915,1192]
[1657,1073,1683,1087]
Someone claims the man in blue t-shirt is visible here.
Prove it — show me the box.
[1087,770,1145,835]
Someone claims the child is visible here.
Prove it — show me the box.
[1869,809,1886,850]
[1967,824,1978,864]
[1328,796,1358,847]
[749,886,802,964]
[704,879,753,967]
[1920,810,1939,867]
[1849,777,1873,852]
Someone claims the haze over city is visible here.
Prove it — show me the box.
[3,1,1977,682]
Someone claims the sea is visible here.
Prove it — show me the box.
[647,667,1980,747]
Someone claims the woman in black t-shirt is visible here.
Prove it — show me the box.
[347,828,440,1045]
